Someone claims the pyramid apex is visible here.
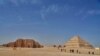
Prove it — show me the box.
[70,35,81,40]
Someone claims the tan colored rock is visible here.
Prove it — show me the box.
[64,36,94,49]
[3,39,43,48]
[62,36,100,55]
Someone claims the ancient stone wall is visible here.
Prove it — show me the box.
[2,39,43,48]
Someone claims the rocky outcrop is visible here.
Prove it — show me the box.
[3,39,43,48]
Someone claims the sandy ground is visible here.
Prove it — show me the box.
[0,47,100,56]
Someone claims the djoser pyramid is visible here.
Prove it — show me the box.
[64,36,94,49]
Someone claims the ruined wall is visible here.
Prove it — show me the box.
[3,39,43,48]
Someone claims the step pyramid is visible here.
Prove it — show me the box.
[64,36,94,49]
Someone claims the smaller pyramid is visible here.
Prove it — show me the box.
[64,36,94,49]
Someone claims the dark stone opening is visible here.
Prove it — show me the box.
[70,49,74,53]
[92,52,94,54]
[88,52,90,54]
[72,50,74,53]
[77,50,78,53]
[61,49,63,52]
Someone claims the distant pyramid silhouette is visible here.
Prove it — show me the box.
[64,36,94,49]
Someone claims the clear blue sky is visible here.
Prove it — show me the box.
[0,0,100,46]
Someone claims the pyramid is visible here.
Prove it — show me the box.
[64,36,94,49]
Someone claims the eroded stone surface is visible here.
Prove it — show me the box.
[2,39,43,48]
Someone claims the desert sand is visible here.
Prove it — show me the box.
[0,47,99,56]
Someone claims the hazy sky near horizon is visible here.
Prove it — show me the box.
[0,0,100,46]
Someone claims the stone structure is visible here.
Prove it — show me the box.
[3,39,43,48]
[62,36,100,55]
[64,36,94,49]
